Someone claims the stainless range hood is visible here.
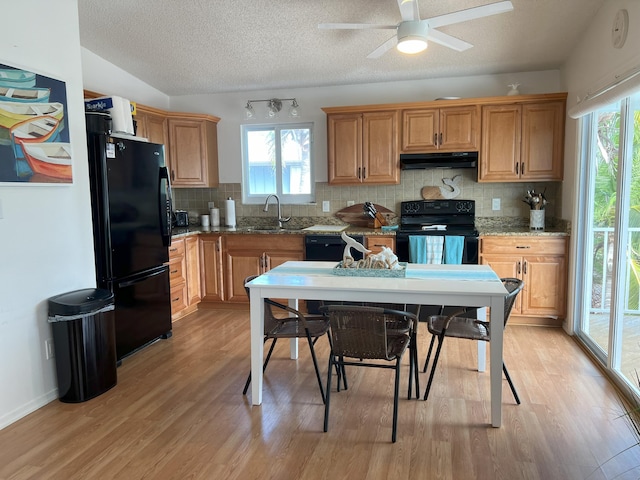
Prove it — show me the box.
[400,151,478,170]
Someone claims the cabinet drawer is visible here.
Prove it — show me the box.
[365,235,396,255]
[480,236,567,255]
[170,283,187,314]
[168,256,186,286]
[168,238,185,258]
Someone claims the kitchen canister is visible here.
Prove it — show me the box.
[225,197,236,228]
[530,209,545,231]
[200,214,210,227]
[210,208,220,227]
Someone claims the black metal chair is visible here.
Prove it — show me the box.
[320,305,416,443]
[242,275,331,403]
[422,278,525,403]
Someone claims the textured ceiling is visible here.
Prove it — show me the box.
[78,0,606,96]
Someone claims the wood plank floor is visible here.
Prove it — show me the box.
[2,306,640,480]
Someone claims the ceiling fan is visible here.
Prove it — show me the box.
[318,0,514,59]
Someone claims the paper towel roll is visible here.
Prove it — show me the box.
[225,198,236,227]
[210,208,220,227]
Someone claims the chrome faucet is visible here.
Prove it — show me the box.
[263,194,291,228]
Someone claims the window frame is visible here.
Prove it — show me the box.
[240,122,315,205]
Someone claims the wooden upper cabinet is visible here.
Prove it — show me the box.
[479,105,521,181]
[167,114,219,188]
[401,105,478,153]
[135,108,167,146]
[521,101,565,181]
[327,110,399,185]
[479,99,565,182]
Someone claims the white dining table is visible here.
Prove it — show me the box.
[246,261,508,427]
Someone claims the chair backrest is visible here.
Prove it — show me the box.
[244,275,259,298]
[322,305,412,361]
[501,277,524,327]
[243,274,281,335]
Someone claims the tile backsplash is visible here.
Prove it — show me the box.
[172,168,561,224]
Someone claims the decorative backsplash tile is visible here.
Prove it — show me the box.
[172,168,561,224]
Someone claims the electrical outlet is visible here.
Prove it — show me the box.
[207,201,215,209]
[492,198,501,211]
[346,200,355,207]
[322,201,330,212]
[45,339,54,360]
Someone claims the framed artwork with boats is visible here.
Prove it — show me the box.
[0,62,72,184]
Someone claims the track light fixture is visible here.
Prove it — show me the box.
[244,98,301,119]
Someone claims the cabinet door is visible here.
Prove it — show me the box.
[224,249,263,303]
[401,109,438,152]
[185,236,201,305]
[522,254,566,317]
[521,102,564,181]
[480,253,522,313]
[362,111,399,184]
[200,235,224,302]
[479,105,521,182]
[439,106,478,151]
[167,117,219,188]
[327,113,362,184]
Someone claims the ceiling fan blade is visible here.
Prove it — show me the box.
[427,1,514,29]
[426,29,473,52]
[367,36,397,59]
[397,0,419,22]
[318,23,397,30]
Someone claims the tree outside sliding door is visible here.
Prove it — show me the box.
[576,92,640,389]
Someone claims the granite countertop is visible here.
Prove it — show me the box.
[172,216,571,238]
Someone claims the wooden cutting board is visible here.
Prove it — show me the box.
[335,203,396,228]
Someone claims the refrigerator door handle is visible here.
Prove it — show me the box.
[118,267,167,289]
[160,166,172,247]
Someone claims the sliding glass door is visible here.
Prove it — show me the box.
[576,93,640,388]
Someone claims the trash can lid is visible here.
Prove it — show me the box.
[48,288,114,317]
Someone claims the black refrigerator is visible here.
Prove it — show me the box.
[85,112,173,361]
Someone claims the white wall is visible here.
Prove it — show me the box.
[0,0,96,429]
[81,48,170,110]
[167,70,562,183]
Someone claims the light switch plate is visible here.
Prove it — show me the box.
[322,201,330,212]
[492,198,501,211]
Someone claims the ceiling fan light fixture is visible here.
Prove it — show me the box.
[397,20,428,54]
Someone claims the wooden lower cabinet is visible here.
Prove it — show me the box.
[223,235,304,303]
[168,238,188,318]
[200,234,224,302]
[479,236,568,325]
[185,235,201,305]
[168,236,202,319]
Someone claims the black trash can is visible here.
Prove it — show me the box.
[48,288,117,403]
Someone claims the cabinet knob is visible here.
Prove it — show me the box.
[439,132,443,145]
[515,245,531,249]
[434,133,438,145]
[523,260,527,275]
[358,167,361,179]
[362,167,366,179]
[521,162,525,175]
[515,162,519,175]
[517,261,521,275]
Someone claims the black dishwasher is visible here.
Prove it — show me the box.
[304,234,364,313]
